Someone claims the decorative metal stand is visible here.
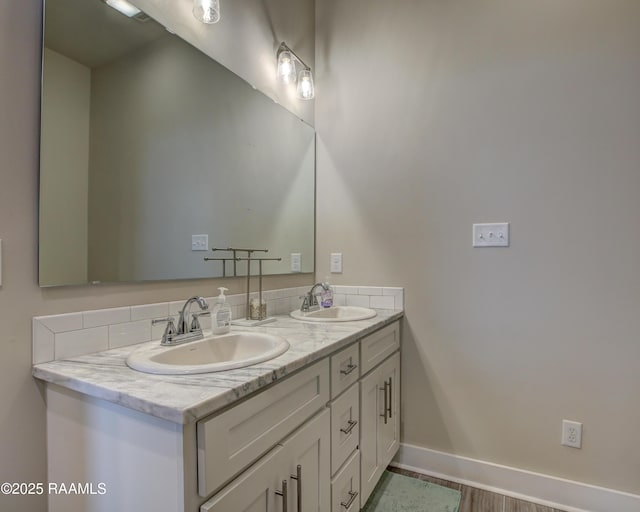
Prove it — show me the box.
[204,247,282,325]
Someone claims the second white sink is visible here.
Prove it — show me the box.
[126,332,289,375]
[290,306,377,323]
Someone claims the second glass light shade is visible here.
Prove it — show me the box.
[296,69,315,100]
[193,0,220,24]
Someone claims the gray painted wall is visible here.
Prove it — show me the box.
[316,0,640,494]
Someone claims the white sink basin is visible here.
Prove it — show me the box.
[290,306,377,323]
[126,332,289,375]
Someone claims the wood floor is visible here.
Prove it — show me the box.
[388,467,568,512]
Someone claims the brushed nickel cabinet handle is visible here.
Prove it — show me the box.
[275,480,288,512]
[340,419,358,435]
[387,377,392,419]
[290,465,302,512]
[379,381,389,424]
[340,363,358,376]
[341,490,359,509]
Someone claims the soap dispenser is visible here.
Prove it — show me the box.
[212,287,231,334]
[320,277,333,308]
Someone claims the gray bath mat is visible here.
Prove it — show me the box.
[362,470,461,512]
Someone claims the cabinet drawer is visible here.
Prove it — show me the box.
[330,383,359,475]
[360,321,400,375]
[330,342,360,399]
[200,445,284,512]
[331,450,360,512]
[197,358,330,497]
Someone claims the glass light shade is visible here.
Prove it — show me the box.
[193,0,220,24]
[105,0,141,17]
[277,51,297,84]
[296,69,315,100]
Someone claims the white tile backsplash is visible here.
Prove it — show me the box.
[37,312,83,333]
[32,321,54,365]
[131,303,170,321]
[108,320,151,349]
[346,294,371,307]
[370,295,396,309]
[32,285,403,364]
[84,307,130,328]
[55,327,109,360]
[358,286,383,296]
[334,285,359,295]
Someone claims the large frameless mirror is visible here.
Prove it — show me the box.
[39,0,315,286]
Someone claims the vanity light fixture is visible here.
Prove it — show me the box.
[193,0,220,24]
[277,42,315,100]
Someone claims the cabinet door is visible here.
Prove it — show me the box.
[359,351,401,505]
[281,409,331,512]
[200,446,286,512]
[378,351,400,470]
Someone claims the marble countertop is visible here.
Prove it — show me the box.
[33,309,403,425]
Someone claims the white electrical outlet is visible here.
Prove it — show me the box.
[191,234,209,251]
[473,222,510,247]
[561,420,583,448]
[330,253,343,273]
[291,253,301,272]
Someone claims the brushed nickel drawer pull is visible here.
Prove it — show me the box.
[275,480,288,512]
[290,465,302,512]
[341,490,359,509]
[340,363,358,376]
[340,419,358,435]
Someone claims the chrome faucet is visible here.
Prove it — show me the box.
[152,296,210,346]
[300,282,329,312]
[177,296,209,335]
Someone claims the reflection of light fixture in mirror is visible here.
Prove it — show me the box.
[193,0,220,24]
[277,42,315,100]
[103,0,141,17]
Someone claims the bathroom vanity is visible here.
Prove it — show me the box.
[34,310,402,512]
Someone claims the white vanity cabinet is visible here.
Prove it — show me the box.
[42,317,401,512]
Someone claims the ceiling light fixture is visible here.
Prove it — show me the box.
[104,0,141,18]
[193,0,220,24]
[277,42,315,100]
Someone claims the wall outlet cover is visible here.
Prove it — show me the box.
[561,419,583,448]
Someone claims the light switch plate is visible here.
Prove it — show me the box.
[291,253,301,272]
[473,223,509,247]
[330,253,343,273]
[191,234,209,251]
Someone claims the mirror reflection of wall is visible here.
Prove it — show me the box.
[39,0,315,287]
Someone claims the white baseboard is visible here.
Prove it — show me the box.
[392,443,640,512]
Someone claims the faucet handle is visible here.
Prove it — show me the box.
[299,295,309,310]
[190,311,211,332]
[152,317,176,344]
